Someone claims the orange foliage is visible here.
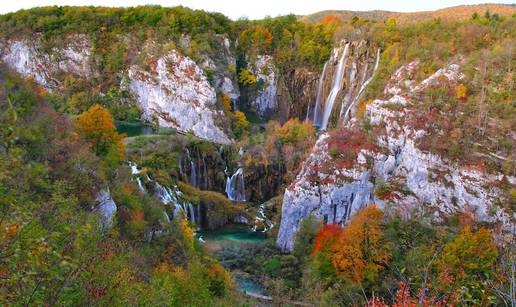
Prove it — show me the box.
[313,205,391,283]
[75,104,125,159]
[322,15,341,25]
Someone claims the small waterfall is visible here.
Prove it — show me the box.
[155,182,175,204]
[188,203,196,225]
[312,62,329,127]
[319,43,350,131]
[190,160,197,187]
[225,168,246,202]
[129,161,145,193]
[341,48,381,121]
[136,177,145,193]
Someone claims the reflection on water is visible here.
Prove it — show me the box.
[115,121,176,137]
[197,224,266,245]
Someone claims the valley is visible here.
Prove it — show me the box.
[0,3,514,306]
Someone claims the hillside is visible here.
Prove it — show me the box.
[1,4,515,306]
[301,3,516,23]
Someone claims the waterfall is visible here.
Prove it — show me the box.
[129,161,145,193]
[188,203,196,225]
[312,62,328,127]
[341,48,381,121]
[190,160,197,187]
[320,43,349,131]
[225,168,246,202]
[155,182,174,204]
[136,177,145,193]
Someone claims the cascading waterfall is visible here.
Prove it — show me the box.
[188,203,196,225]
[225,168,246,202]
[312,62,328,127]
[341,48,381,121]
[190,160,197,187]
[316,43,350,131]
[311,42,381,130]
[129,161,145,193]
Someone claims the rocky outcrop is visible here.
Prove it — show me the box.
[0,35,91,90]
[199,35,240,100]
[277,67,319,123]
[248,55,278,117]
[277,60,514,252]
[276,133,376,251]
[95,190,117,227]
[128,50,232,144]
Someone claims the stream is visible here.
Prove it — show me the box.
[197,224,268,297]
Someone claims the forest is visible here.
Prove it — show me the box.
[0,4,515,306]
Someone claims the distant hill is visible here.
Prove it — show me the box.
[300,3,516,23]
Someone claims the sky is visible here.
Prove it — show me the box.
[0,0,511,20]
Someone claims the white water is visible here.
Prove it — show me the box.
[129,162,145,193]
[342,48,381,121]
[312,62,328,127]
[188,202,196,225]
[319,43,350,131]
[190,160,197,187]
[225,168,246,202]
[136,177,145,193]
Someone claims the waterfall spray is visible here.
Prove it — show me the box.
[225,168,246,202]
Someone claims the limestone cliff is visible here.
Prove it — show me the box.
[277,59,514,252]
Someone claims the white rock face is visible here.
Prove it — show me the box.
[277,61,514,252]
[95,190,117,228]
[128,50,232,144]
[1,36,91,90]
[277,133,376,251]
[249,55,277,117]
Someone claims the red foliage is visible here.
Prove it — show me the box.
[312,223,343,256]
[327,127,379,170]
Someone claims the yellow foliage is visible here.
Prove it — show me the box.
[276,118,315,145]
[238,69,257,86]
[75,104,125,159]
[179,219,194,250]
[455,83,467,101]
[232,111,249,137]
[222,93,231,114]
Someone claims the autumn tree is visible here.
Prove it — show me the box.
[332,205,391,284]
[436,226,498,304]
[231,110,249,138]
[75,104,125,162]
[455,83,467,102]
[237,68,257,86]
[313,205,391,284]
[221,93,232,114]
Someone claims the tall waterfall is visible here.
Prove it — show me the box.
[312,62,328,127]
[315,43,350,131]
[341,48,381,120]
[312,41,380,131]
[225,168,246,202]
[190,160,197,187]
